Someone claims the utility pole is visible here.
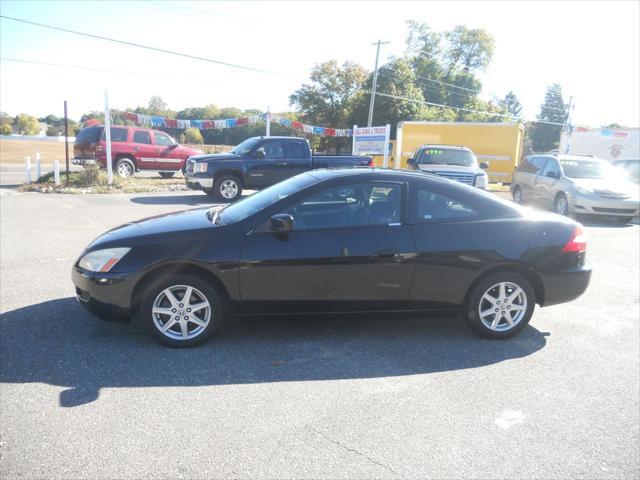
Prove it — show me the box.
[563,96,573,154]
[367,39,389,127]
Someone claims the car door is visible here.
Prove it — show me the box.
[131,130,157,169]
[244,140,287,187]
[527,156,549,205]
[153,130,182,171]
[535,157,562,209]
[238,181,416,312]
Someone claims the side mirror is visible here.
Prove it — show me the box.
[407,157,418,165]
[546,171,558,179]
[255,150,265,159]
[480,161,490,169]
[170,142,178,149]
[270,213,293,233]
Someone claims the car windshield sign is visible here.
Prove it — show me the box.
[418,148,475,167]
[218,173,319,224]
[230,137,261,156]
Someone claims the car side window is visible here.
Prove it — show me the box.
[133,130,151,145]
[529,157,548,175]
[541,159,560,177]
[102,127,128,142]
[154,131,174,146]
[410,186,479,223]
[257,141,285,160]
[284,182,402,230]
[286,141,306,159]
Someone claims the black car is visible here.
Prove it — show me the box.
[72,168,591,347]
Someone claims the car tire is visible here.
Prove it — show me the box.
[616,216,633,224]
[159,172,175,179]
[512,186,523,204]
[554,192,569,216]
[464,272,535,339]
[115,157,136,178]
[141,273,226,347]
[214,175,242,202]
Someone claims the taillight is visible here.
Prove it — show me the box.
[562,225,587,252]
[367,159,374,167]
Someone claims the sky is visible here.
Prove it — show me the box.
[1,0,639,128]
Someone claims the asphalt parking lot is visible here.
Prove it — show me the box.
[1,190,638,479]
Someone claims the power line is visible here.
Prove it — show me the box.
[380,65,479,94]
[371,90,565,126]
[0,14,285,77]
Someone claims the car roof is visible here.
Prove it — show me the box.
[249,136,307,141]
[306,167,452,184]
[418,144,469,150]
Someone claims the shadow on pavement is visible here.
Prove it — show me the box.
[129,193,252,206]
[0,298,548,408]
[578,216,638,228]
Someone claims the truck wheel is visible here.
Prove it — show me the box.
[115,158,135,178]
[214,175,242,202]
[159,172,175,179]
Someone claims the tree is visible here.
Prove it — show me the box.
[290,60,367,152]
[15,114,40,135]
[499,91,523,118]
[530,84,568,152]
[443,25,495,74]
[181,127,204,144]
[80,111,104,126]
[0,123,12,135]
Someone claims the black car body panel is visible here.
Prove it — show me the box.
[73,169,591,323]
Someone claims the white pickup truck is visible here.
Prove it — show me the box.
[405,144,489,189]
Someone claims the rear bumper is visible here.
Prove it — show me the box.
[72,266,139,322]
[539,264,592,307]
[569,193,639,217]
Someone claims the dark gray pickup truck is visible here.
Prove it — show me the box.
[184,136,372,201]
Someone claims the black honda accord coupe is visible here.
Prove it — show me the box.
[72,168,591,347]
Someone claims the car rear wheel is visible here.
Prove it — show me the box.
[214,175,242,202]
[512,186,523,204]
[115,158,135,178]
[159,172,175,179]
[554,193,569,216]
[141,274,226,347]
[465,272,535,339]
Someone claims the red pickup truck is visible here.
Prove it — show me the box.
[73,125,202,178]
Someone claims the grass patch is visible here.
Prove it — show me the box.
[19,164,188,194]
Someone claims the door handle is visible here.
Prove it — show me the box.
[374,249,400,259]
[277,162,287,167]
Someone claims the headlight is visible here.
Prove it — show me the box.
[475,173,488,189]
[194,162,208,173]
[574,184,593,195]
[79,247,130,272]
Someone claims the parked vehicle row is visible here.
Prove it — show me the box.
[184,136,373,201]
[511,154,640,223]
[74,125,201,177]
[72,168,591,347]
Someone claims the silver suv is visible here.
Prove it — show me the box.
[511,154,639,223]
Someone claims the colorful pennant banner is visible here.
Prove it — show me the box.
[116,111,352,137]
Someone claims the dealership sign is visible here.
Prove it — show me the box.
[352,124,391,166]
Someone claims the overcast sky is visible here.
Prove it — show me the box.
[1,0,638,128]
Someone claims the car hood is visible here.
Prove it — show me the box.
[417,164,483,175]
[189,153,238,162]
[89,207,221,248]
[570,177,638,196]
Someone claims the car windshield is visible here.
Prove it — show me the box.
[418,148,476,167]
[560,159,624,179]
[230,137,261,156]
[217,173,319,224]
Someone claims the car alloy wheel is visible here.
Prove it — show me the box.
[478,281,528,332]
[513,187,522,204]
[151,284,212,341]
[555,195,568,216]
[117,162,133,178]
[220,179,239,199]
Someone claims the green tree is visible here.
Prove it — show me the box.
[0,123,12,135]
[15,114,40,135]
[176,104,220,120]
[290,60,367,152]
[443,25,495,74]
[80,111,104,126]
[499,91,523,118]
[181,127,204,144]
[530,84,568,152]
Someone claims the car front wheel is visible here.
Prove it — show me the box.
[512,186,523,204]
[465,272,535,339]
[141,274,226,347]
[214,175,242,202]
[554,193,569,216]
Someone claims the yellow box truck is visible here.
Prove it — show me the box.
[386,122,525,183]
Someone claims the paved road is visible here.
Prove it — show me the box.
[1,191,638,479]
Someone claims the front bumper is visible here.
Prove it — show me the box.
[539,263,592,307]
[184,173,214,190]
[72,266,139,322]
[569,192,640,217]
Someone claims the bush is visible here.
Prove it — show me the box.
[181,127,204,144]
[0,123,11,135]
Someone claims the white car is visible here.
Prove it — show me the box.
[406,144,489,189]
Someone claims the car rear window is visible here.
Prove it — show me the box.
[76,126,102,143]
